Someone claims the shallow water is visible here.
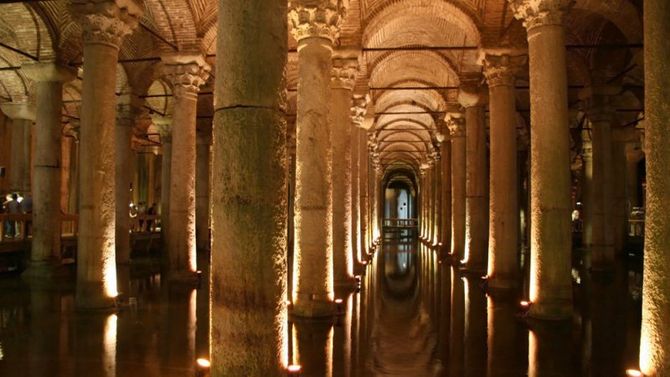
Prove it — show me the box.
[0,241,643,376]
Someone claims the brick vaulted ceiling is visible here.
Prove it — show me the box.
[0,0,644,170]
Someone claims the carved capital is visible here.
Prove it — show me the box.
[350,94,369,128]
[331,57,358,90]
[161,55,211,100]
[481,54,526,88]
[445,113,465,138]
[0,101,36,121]
[510,0,572,31]
[457,78,485,108]
[288,0,348,43]
[69,0,142,48]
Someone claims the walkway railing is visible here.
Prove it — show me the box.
[383,218,418,228]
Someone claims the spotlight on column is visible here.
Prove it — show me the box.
[196,270,203,289]
[519,300,531,311]
[625,369,644,377]
[195,358,210,377]
[287,364,302,376]
[335,298,344,315]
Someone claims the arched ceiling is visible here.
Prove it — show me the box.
[0,0,644,174]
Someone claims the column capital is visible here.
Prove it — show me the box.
[457,78,486,108]
[161,55,211,100]
[152,114,172,142]
[331,56,358,90]
[69,0,143,48]
[21,62,77,83]
[510,0,573,31]
[288,0,347,44]
[480,53,526,88]
[350,94,369,128]
[445,112,465,138]
[0,101,36,121]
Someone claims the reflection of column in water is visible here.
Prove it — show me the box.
[161,288,196,372]
[103,314,117,377]
[589,272,626,376]
[437,263,451,367]
[527,322,572,377]
[196,272,210,360]
[449,269,465,376]
[352,292,361,377]
[28,289,59,377]
[464,276,487,377]
[293,320,333,377]
[487,296,523,377]
[333,293,353,377]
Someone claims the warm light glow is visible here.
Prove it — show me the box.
[287,364,302,373]
[103,314,117,377]
[520,300,531,309]
[196,358,211,368]
[625,369,643,377]
[102,249,118,298]
[334,298,343,304]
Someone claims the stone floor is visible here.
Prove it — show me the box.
[0,242,643,377]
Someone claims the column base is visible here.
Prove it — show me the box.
[166,269,200,286]
[459,263,487,276]
[527,300,572,321]
[21,260,69,281]
[335,276,358,294]
[76,281,117,311]
[291,292,336,318]
[485,276,519,292]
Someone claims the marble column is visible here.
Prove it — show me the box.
[155,117,172,243]
[289,0,346,317]
[69,0,141,309]
[580,86,617,269]
[640,0,670,374]
[447,113,466,262]
[482,53,523,289]
[511,0,573,319]
[434,150,443,247]
[161,55,210,283]
[440,131,452,256]
[460,86,488,272]
[20,63,76,277]
[195,123,211,252]
[211,0,288,373]
[115,96,139,264]
[351,95,369,263]
[330,54,358,289]
[0,102,34,195]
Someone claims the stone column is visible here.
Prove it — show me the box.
[447,113,466,261]
[20,63,76,277]
[580,86,617,269]
[482,53,523,289]
[69,0,142,309]
[434,150,443,246]
[211,0,288,373]
[330,53,358,289]
[195,122,211,252]
[155,117,172,243]
[440,132,452,256]
[0,102,34,195]
[460,86,488,272]
[511,0,573,319]
[289,0,346,317]
[351,95,369,264]
[640,0,670,374]
[115,96,140,264]
[358,129,369,256]
[161,55,210,283]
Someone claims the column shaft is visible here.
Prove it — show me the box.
[30,80,65,270]
[440,141,451,255]
[160,134,172,242]
[464,105,488,271]
[351,123,360,267]
[451,130,466,260]
[486,77,519,288]
[115,110,133,264]
[211,0,288,373]
[359,130,369,255]
[196,131,210,251]
[640,0,670,374]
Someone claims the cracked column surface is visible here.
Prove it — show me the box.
[210,0,289,374]
[161,55,210,283]
[460,86,488,273]
[640,0,670,375]
[446,113,466,262]
[511,0,573,319]
[289,0,347,317]
[69,0,142,309]
[21,63,76,278]
[330,54,358,290]
[483,53,523,290]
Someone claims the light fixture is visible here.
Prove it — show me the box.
[520,300,531,310]
[625,369,644,377]
[196,358,211,377]
[287,364,302,376]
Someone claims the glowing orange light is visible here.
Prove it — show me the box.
[625,369,643,377]
[287,364,302,375]
[520,300,531,308]
[334,298,343,304]
[196,358,211,368]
